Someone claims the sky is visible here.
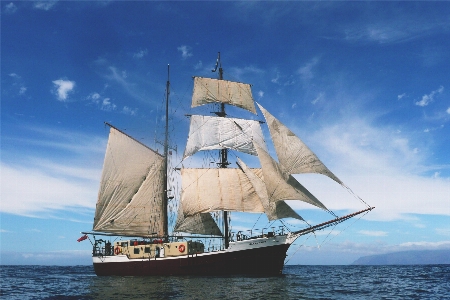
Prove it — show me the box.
[1,1,449,266]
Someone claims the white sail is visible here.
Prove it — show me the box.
[254,143,328,210]
[183,115,266,159]
[93,126,165,236]
[257,103,343,185]
[173,203,223,236]
[180,168,265,216]
[192,77,257,114]
[237,158,303,221]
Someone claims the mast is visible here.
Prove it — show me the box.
[212,52,229,249]
[163,64,170,241]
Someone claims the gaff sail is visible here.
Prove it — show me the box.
[93,126,165,237]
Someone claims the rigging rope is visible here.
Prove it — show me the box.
[284,209,371,265]
[284,233,313,265]
[318,209,371,248]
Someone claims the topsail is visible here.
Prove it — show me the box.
[183,115,266,159]
[192,77,257,114]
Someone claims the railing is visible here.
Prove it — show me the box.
[92,240,113,257]
[233,230,278,242]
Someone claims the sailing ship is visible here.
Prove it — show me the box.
[81,53,374,276]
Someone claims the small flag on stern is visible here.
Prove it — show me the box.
[77,234,88,242]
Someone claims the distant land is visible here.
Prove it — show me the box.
[352,249,450,265]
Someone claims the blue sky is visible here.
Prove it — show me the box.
[1,1,449,265]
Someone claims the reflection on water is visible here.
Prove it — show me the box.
[87,273,294,299]
[1,265,449,299]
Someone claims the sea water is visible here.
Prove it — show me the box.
[1,265,449,299]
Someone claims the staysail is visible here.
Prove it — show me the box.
[257,103,343,185]
[93,126,165,237]
[254,142,328,210]
[192,77,257,114]
[236,158,303,221]
[183,115,266,159]
[173,203,223,236]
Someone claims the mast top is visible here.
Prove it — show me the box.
[212,52,223,80]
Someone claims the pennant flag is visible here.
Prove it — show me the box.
[77,234,88,242]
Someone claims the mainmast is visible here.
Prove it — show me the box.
[163,64,170,241]
[212,52,230,249]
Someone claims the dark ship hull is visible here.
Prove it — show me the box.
[93,236,291,276]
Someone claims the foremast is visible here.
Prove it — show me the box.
[163,64,170,241]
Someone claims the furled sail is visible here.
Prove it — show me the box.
[183,115,266,159]
[257,103,343,185]
[173,203,223,236]
[180,168,265,216]
[237,158,303,221]
[254,143,328,211]
[93,126,165,236]
[192,77,257,114]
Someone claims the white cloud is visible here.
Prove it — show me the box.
[311,92,324,105]
[271,72,280,84]
[366,27,404,43]
[101,98,116,111]
[4,2,17,14]
[101,66,148,103]
[133,49,148,59]
[415,85,444,107]
[1,250,92,265]
[8,73,27,96]
[343,15,446,45]
[106,66,129,86]
[88,92,135,115]
[87,92,116,111]
[297,57,319,80]
[122,106,138,116]
[1,163,98,217]
[436,228,450,236]
[317,240,450,256]
[34,1,57,11]
[258,91,264,98]
[228,65,264,82]
[396,241,450,251]
[194,60,203,70]
[446,107,450,114]
[288,116,450,221]
[87,92,101,102]
[1,126,105,217]
[359,230,388,237]
[52,79,75,101]
[9,73,20,79]
[287,239,450,264]
[397,93,406,100]
[177,45,193,59]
